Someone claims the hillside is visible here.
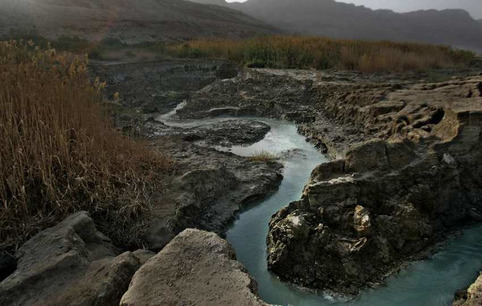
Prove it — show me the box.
[226,0,482,54]
[0,0,276,43]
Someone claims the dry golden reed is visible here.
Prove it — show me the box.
[249,151,278,162]
[0,41,172,250]
[168,36,475,72]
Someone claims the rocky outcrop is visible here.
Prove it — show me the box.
[267,109,482,294]
[121,229,267,306]
[146,138,283,249]
[0,212,141,306]
[90,59,239,116]
[146,119,271,147]
[177,69,482,158]
[454,273,482,306]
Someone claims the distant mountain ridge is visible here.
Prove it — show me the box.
[193,0,482,54]
[234,0,482,53]
[0,0,276,43]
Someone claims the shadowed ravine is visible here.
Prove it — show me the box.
[160,113,482,305]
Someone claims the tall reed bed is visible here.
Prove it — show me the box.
[168,36,475,72]
[0,41,172,250]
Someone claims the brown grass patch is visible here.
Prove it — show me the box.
[0,41,173,251]
[167,36,475,72]
[249,151,278,162]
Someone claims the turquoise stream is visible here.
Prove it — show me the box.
[160,113,482,306]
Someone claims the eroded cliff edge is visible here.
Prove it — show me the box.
[266,86,482,294]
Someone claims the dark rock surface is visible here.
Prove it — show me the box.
[145,138,283,249]
[90,59,239,115]
[0,253,15,283]
[146,119,271,147]
[121,229,267,306]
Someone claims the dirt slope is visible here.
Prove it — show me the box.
[0,0,276,42]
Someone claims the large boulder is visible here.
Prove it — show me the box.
[121,229,267,306]
[0,212,141,306]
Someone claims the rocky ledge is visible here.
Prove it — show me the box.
[267,109,482,294]
[176,68,482,158]
[144,137,283,250]
[145,119,271,147]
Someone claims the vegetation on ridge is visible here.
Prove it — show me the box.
[3,30,475,72]
[0,41,173,251]
[168,36,475,72]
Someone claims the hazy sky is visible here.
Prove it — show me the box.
[226,0,482,19]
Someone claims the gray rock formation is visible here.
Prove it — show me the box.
[121,229,267,306]
[177,68,482,158]
[146,119,271,147]
[145,139,283,249]
[454,273,482,305]
[89,59,238,116]
[267,109,482,294]
[0,212,141,306]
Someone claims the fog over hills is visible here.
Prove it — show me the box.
[1,0,481,54]
[231,0,482,53]
[335,0,482,19]
[194,0,482,53]
[0,0,276,42]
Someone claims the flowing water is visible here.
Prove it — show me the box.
[159,113,482,306]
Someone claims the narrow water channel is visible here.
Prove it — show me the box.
[160,113,482,306]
